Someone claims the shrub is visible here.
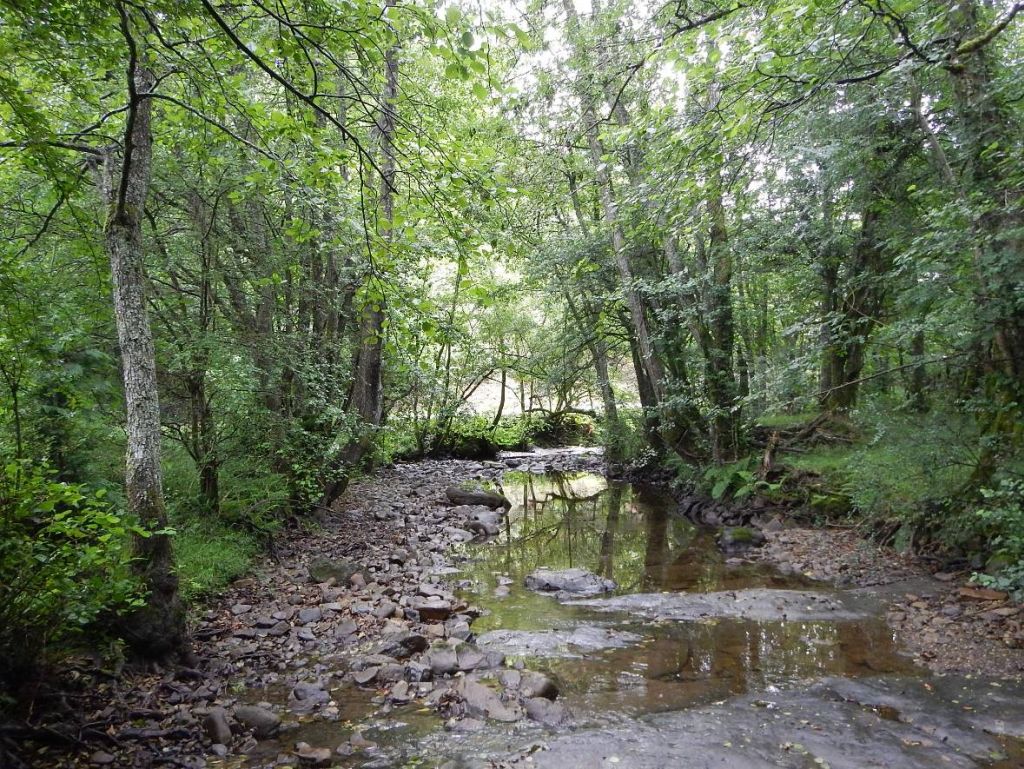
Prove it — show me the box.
[611,408,658,467]
[972,479,1024,598]
[0,462,143,689]
[174,519,258,601]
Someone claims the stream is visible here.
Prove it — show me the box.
[230,462,1024,769]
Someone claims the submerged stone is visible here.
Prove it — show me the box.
[717,526,766,554]
[525,568,616,598]
[476,626,642,658]
[569,588,872,622]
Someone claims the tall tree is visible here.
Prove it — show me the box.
[97,6,186,659]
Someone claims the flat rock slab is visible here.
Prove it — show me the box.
[446,485,511,510]
[454,677,523,722]
[503,675,1024,769]
[477,626,643,658]
[568,588,873,622]
[526,568,616,598]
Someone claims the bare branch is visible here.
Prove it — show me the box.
[0,140,102,156]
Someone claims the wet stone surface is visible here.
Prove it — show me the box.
[239,463,1019,768]
[55,449,1024,769]
[567,586,875,622]
[500,675,1024,769]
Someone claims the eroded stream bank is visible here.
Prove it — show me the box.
[59,449,1024,769]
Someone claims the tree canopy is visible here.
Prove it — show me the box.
[1,0,1022,674]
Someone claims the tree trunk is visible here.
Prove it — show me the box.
[944,0,1024,477]
[561,0,666,403]
[491,369,507,429]
[319,13,397,508]
[100,54,186,660]
[185,371,219,513]
[818,120,910,412]
[565,292,622,461]
[820,204,885,412]
[703,179,738,462]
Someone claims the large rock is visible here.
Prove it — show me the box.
[294,743,333,767]
[570,588,873,622]
[717,526,766,554]
[424,645,459,676]
[524,697,571,727]
[233,705,281,738]
[446,485,511,510]
[291,681,330,703]
[307,558,358,584]
[520,671,559,700]
[463,507,503,538]
[477,626,642,658]
[454,677,522,722]
[373,631,429,659]
[456,644,505,672]
[525,568,616,598]
[412,597,454,621]
[202,707,232,745]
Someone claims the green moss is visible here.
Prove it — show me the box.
[787,445,857,477]
[755,411,822,429]
[807,492,853,517]
[723,526,756,543]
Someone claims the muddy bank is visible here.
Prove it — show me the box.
[752,526,1024,678]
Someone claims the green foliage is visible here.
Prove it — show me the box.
[386,413,578,461]
[174,520,258,601]
[700,456,768,501]
[163,444,287,533]
[610,409,659,468]
[162,445,278,601]
[972,480,1024,599]
[755,411,821,430]
[528,412,597,447]
[0,0,1022,688]
[0,462,142,685]
[837,407,973,531]
[783,404,979,543]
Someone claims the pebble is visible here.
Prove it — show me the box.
[298,607,322,624]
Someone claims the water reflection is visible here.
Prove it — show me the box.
[481,472,814,595]
[238,470,926,768]
[463,472,917,721]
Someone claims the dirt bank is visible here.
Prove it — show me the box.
[753,526,1024,678]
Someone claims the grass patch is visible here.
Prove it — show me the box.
[786,444,858,477]
[174,520,258,601]
[776,403,979,548]
[755,410,821,429]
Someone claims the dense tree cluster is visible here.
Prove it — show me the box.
[0,0,1021,678]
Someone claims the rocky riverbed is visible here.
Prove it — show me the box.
[37,447,1024,769]
[753,526,1024,677]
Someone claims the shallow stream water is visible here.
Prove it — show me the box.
[238,469,1023,769]
[458,472,915,722]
